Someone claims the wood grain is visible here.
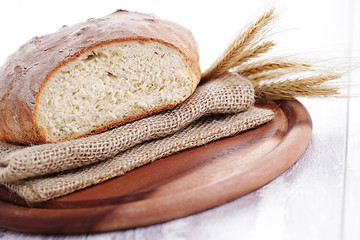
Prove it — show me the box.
[0,100,312,234]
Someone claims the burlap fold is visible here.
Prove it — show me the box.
[0,73,275,202]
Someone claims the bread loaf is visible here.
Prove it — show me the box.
[0,10,201,144]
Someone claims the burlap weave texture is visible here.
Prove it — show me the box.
[0,73,274,202]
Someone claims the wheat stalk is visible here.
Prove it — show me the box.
[234,41,276,67]
[237,57,345,99]
[201,6,347,100]
[253,74,342,100]
[201,8,277,81]
[245,67,307,81]
[236,58,312,77]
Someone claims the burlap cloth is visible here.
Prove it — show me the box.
[0,73,274,202]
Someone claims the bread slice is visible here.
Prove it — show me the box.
[0,10,201,144]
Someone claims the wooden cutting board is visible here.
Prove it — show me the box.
[0,100,312,234]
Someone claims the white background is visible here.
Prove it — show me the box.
[0,0,359,239]
[0,0,354,71]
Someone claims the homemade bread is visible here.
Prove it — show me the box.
[0,10,201,144]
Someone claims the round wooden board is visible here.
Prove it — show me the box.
[0,100,312,234]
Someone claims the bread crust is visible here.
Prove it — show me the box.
[0,10,201,144]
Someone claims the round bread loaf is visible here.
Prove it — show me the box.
[0,10,201,144]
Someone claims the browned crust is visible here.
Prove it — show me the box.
[0,10,201,144]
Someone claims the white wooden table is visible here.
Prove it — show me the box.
[0,0,359,239]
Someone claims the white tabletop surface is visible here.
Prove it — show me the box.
[0,0,359,239]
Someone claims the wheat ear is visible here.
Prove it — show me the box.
[201,8,277,81]
[236,58,312,77]
[234,41,276,68]
[253,74,342,100]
